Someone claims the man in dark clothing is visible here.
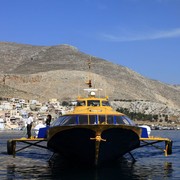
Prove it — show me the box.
[45,114,52,126]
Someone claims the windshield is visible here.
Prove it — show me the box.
[87,100,100,106]
[76,100,111,107]
[51,115,135,126]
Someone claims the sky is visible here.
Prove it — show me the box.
[0,0,180,85]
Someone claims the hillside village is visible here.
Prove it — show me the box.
[0,97,72,131]
[0,96,180,131]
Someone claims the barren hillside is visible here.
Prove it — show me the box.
[0,42,180,111]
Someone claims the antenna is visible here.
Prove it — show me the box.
[86,57,92,88]
[84,57,103,97]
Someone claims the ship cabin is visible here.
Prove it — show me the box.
[51,94,135,127]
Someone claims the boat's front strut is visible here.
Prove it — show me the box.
[7,138,47,157]
[90,133,106,165]
[128,152,136,163]
[139,136,173,156]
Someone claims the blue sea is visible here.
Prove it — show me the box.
[0,130,179,180]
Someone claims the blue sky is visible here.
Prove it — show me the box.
[0,0,180,85]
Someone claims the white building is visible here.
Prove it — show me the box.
[0,118,5,130]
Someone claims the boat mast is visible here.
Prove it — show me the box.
[86,57,92,88]
[84,57,103,97]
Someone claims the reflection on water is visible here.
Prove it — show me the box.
[7,164,52,180]
[164,162,173,178]
[0,130,179,179]
[4,156,174,180]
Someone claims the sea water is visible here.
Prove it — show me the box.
[0,130,179,180]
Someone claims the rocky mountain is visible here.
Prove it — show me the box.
[0,42,180,115]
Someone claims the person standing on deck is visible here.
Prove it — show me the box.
[27,113,33,138]
[45,114,52,126]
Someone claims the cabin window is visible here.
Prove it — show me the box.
[123,116,135,125]
[89,115,97,124]
[78,115,88,124]
[102,101,110,106]
[52,116,77,126]
[77,101,86,106]
[115,116,133,125]
[66,116,77,125]
[107,115,114,124]
[99,115,107,124]
[51,116,68,126]
[116,116,128,125]
[60,116,77,125]
[87,100,100,106]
